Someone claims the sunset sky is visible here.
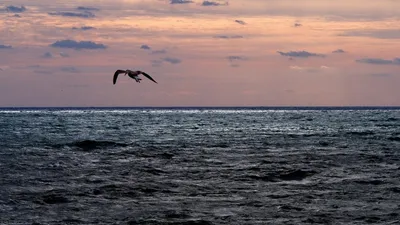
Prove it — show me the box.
[1,0,399,107]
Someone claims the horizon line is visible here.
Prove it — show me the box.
[1,106,400,110]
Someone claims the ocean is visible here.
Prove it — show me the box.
[0,107,399,224]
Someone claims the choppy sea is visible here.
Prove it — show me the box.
[0,107,399,225]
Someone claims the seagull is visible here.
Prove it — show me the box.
[113,69,157,84]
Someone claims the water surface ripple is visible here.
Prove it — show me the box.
[0,108,399,224]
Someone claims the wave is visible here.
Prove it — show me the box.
[244,169,317,182]
[52,140,129,151]
[345,130,375,136]
[126,218,213,225]
[388,136,400,142]
[353,179,385,185]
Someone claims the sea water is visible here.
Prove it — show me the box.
[0,107,399,224]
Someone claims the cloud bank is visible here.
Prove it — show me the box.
[61,66,79,73]
[227,55,246,67]
[290,65,330,73]
[163,57,181,64]
[227,55,246,62]
[150,57,182,67]
[332,49,346,53]
[170,0,193,4]
[76,6,99,11]
[42,52,53,58]
[277,50,325,58]
[202,1,227,6]
[4,5,26,13]
[48,11,95,18]
[59,52,69,57]
[50,40,107,50]
[152,49,167,54]
[151,60,163,67]
[0,44,12,49]
[72,26,96,30]
[140,45,151,50]
[356,57,400,65]
[339,29,400,39]
[234,20,246,25]
[214,35,243,39]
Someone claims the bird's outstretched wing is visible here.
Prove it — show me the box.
[140,71,158,84]
[113,70,126,84]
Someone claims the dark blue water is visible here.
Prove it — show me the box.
[0,107,399,224]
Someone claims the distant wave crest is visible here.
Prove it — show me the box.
[53,140,129,151]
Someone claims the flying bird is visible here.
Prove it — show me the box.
[113,69,157,84]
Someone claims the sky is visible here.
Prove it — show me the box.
[0,0,399,107]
